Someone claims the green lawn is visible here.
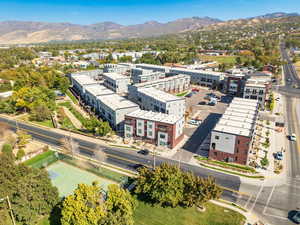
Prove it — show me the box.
[176,91,189,97]
[66,89,79,104]
[134,200,246,225]
[199,55,240,64]
[58,101,87,125]
[24,150,58,168]
[18,114,54,128]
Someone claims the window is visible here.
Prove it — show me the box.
[160,134,166,139]
[211,143,216,149]
[237,140,240,144]
[236,148,239,153]
[235,156,238,161]
[148,124,152,129]
[215,136,219,140]
[148,131,153,136]
[259,90,264,95]
[126,126,131,131]
[258,97,263,101]
[245,89,250,93]
[137,129,142,134]
[214,151,217,156]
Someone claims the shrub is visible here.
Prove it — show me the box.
[1,143,12,154]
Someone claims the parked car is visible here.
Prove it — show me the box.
[137,149,149,155]
[192,88,199,92]
[274,152,283,160]
[198,101,206,105]
[289,133,297,141]
[133,164,146,171]
[188,119,201,126]
[186,93,193,98]
[292,211,300,224]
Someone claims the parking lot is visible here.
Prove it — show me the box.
[179,86,233,159]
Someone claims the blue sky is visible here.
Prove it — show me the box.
[0,0,299,25]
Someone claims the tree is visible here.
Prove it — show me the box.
[96,121,113,137]
[0,152,59,224]
[29,101,52,121]
[16,130,31,149]
[260,156,269,167]
[135,163,184,207]
[104,184,136,225]
[1,143,12,154]
[16,148,25,160]
[61,183,106,225]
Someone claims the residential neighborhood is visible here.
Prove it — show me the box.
[0,2,300,225]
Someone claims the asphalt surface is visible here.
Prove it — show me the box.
[238,44,300,225]
[0,116,243,202]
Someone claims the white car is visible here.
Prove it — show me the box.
[188,119,202,126]
[290,133,297,141]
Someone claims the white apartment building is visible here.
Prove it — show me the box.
[97,94,139,131]
[169,68,225,88]
[124,110,184,149]
[84,84,114,110]
[103,64,129,74]
[70,74,99,98]
[243,78,269,110]
[103,72,131,94]
[131,68,165,83]
[129,87,186,117]
[136,64,170,73]
[128,74,190,94]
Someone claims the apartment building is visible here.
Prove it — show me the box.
[69,74,99,98]
[209,98,259,165]
[128,87,185,117]
[243,77,270,110]
[97,94,139,131]
[103,64,129,74]
[136,64,170,73]
[84,84,114,110]
[224,74,245,96]
[128,74,190,94]
[169,68,225,88]
[103,72,131,94]
[131,68,165,83]
[124,109,184,148]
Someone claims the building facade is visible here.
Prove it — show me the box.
[131,68,165,83]
[128,87,186,117]
[103,72,131,94]
[97,94,139,131]
[209,98,259,165]
[124,110,184,149]
[128,74,190,94]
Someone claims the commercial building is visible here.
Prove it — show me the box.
[103,72,131,94]
[131,68,165,83]
[128,74,190,94]
[243,76,270,110]
[209,98,259,165]
[224,74,246,96]
[97,94,139,131]
[169,68,225,88]
[124,109,184,148]
[128,87,185,117]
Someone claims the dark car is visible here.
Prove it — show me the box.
[292,211,300,224]
[132,164,146,171]
[198,101,206,105]
[186,93,193,98]
[137,149,149,155]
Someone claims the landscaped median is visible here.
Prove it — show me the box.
[194,156,265,179]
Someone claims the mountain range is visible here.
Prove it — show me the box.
[0,12,298,44]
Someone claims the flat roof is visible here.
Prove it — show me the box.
[134,74,189,87]
[103,72,130,80]
[138,87,184,103]
[126,109,182,124]
[85,84,114,96]
[170,67,225,76]
[99,94,138,111]
[212,97,258,137]
[72,74,98,86]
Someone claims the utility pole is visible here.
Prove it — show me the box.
[0,196,16,225]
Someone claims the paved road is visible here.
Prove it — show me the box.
[0,116,243,202]
[240,44,300,225]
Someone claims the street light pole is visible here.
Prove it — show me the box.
[0,196,16,225]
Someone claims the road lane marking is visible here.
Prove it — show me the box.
[263,179,278,216]
[250,179,265,212]
[3,118,251,197]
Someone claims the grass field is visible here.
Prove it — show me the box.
[134,200,246,225]
[46,161,117,197]
[18,114,54,128]
[199,55,239,64]
[24,150,58,168]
